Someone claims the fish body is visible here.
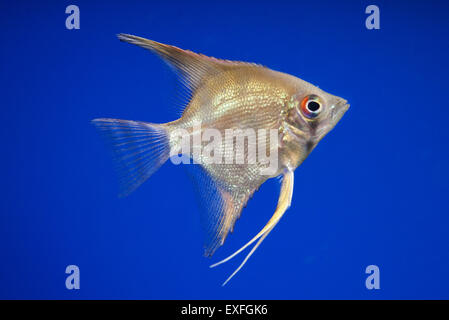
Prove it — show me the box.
[93,34,349,285]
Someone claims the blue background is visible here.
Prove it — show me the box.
[1,0,448,299]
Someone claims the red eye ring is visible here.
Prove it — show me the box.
[300,95,322,119]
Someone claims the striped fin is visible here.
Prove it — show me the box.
[92,118,170,197]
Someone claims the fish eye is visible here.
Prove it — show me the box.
[300,95,323,119]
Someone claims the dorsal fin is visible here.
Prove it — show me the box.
[117,34,261,93]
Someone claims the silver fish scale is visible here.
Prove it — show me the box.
[169,67,298,192]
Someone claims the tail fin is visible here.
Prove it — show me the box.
[92,118,170,197]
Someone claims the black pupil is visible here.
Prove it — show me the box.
[307,101,320,112]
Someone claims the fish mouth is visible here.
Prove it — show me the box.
[332,100,350,123]
[312,101,349,142]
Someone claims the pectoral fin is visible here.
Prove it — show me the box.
[210,169,294,286]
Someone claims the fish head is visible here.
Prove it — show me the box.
[310,91,349,144]
[288,86,349,146]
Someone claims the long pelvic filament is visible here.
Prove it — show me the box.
[210,169,294,285]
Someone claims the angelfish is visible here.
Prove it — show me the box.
[93,34,349,285]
